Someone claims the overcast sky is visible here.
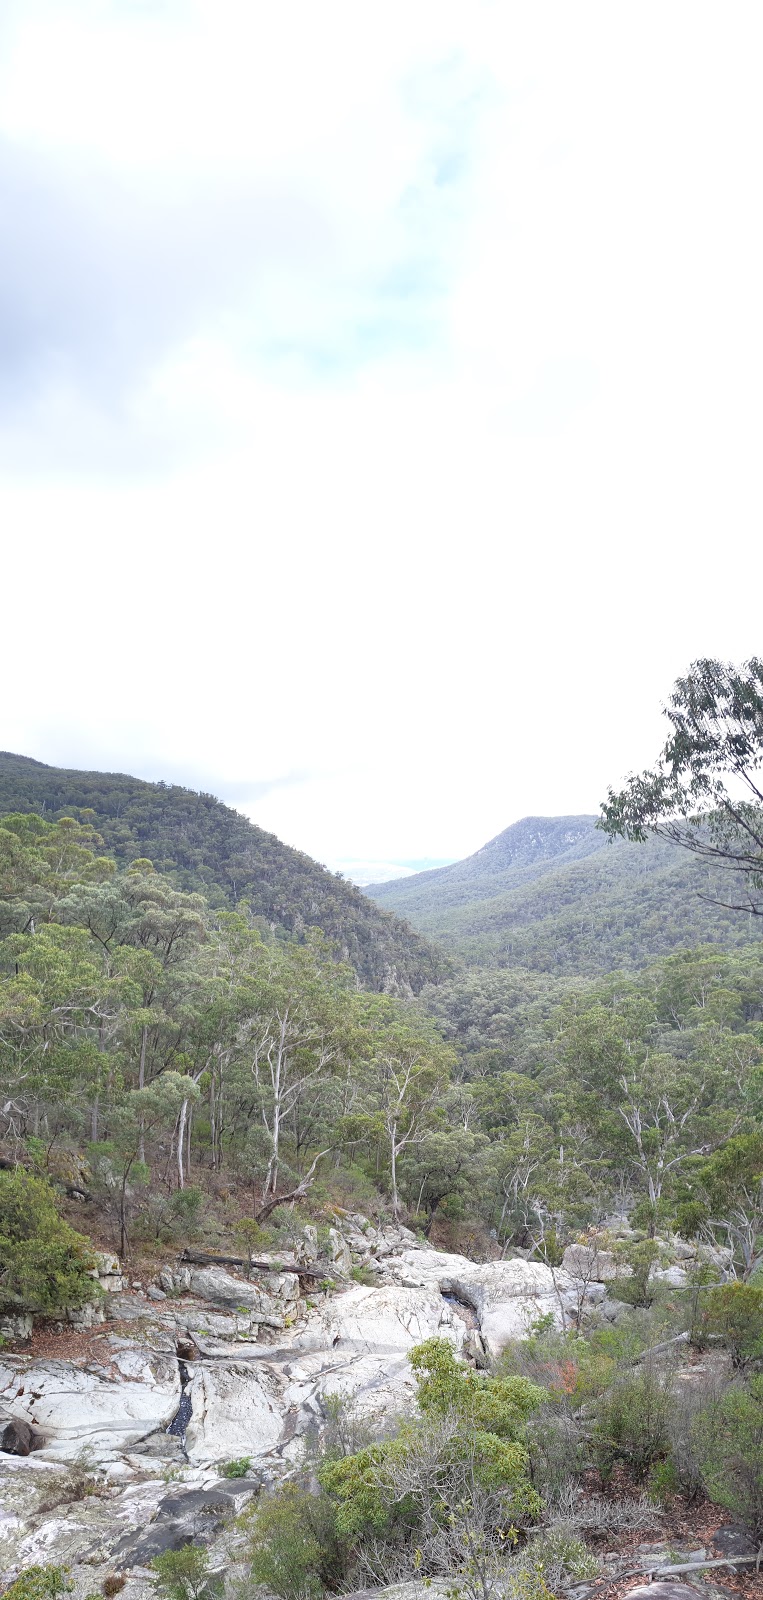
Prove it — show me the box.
[1,2,762,883]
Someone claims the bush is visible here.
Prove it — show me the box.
[151,1547,219,1600]
[0,1569,72,1600]
[692,1375,763,1534]
[0,1170,99,1316]
[245,1483,345,1600]
[592,1367,672,1481]
[701,1282,763,1369]
[220,1455,251,1478]
[101,1577,126,1597]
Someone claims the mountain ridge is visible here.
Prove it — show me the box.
[366,811,762,974]
[0,751,448,993]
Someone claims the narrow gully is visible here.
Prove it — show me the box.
[166,1358,193,1442]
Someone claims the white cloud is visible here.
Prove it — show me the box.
[1,1,762,869]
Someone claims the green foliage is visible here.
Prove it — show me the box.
[0,753,445,992]
[319,1340,544,1548]
[370,812,763,974]
[592,1368,672,1481]
[220,1455,251,1478]
[150,1546,219,1600]
[692,1375,763,1534]
[0,1170,98,1314]
[0,1568,73,1600]
[409,1338,545,1437]
[245,1482,345,1600]
[701,1282,763,1369]
[601,656,763,908]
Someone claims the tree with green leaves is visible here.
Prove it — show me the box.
[601,657,763,914]
[0,1169,99,1315]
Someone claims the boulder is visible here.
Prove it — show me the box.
[712,1525,758,1557]
[187,1268,286,1326]
[295,1224,318,1264]
[0,1351,180,1459]
[649,1264,689,1289]
[0,1314,33,1343]
[562,1244,631,1282]
[1,1417,37,1455]
[326,1228,352,1275]
[385,1249,573,1356]
[184,1361,285,1463]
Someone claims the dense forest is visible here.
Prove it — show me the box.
[0,753,446,994]
[368,814,762,972]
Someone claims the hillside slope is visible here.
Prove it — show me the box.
[0,752,447,992]
[366,814,761,974]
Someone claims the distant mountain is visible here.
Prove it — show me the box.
[366,814,762,975]
[0,753,448,993]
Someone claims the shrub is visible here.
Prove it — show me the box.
[220,1455,251,1478]
[701,1282,763,1369]
[592,1367,672,1481]
[0,1170,99,1316]
[245,1482,345,1600]
[692,1375,763,1534]
[151,1547,219,1600]
[524,1525,599,1587]
[0,1569,72,1600]
[101,1577,126,1597]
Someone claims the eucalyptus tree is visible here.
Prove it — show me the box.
[601,657,763,914]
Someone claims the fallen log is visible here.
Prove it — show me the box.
[632,1329,691,1362]
[615,1552,762,1582]
[179,1248,331,1281]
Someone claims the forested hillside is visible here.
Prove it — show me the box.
[367,814,761,973]
[0,753,446,993]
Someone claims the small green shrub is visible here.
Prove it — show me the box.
[0,1568,72,1600]
[692,1375,763,1534]
[701,1282,763,1369]
[245,1482,345,1600]
[592,1367,672,1481]
[151,1546,219,1600]
[647,1458,680,1502]
[220,1455,251,1479]
[525,1526,599,1585]
[349,1264,376,1286]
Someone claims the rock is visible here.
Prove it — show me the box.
[0,1314,33,1343]
[66,1301,105,1328]
[295,1225,318,1264]
[184,1362,285,1463]
[670,1239,697,1261]
[147,1286,167,1302]
[622,1587,706,1600]
[159,1269,175,1293]
[712,1525,759,1557]
[0,1350,181,1458]
[384,1249,573,1357]
[562,1244,631,1282]
[649,1264,689,1289]
[94,1252,121,1276]
[186,1267,286,1325]
[131,1282,143,1291]
[0,1417,37,1455]
[326,1228,352,1275]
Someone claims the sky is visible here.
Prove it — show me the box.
[1,1,762,884]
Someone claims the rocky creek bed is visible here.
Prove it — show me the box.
[0,1218,750,1600]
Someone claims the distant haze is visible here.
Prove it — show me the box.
[1,3,761,870]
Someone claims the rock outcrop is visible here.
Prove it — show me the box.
[0,1220,619,1589]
